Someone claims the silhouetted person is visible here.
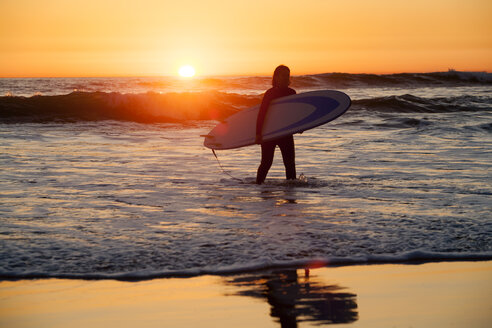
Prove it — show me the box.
[256,65,297,184]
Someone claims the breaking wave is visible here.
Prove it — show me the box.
[351,94,492,113]
[1,90,490,123]
[1,71,491,98]
[295,70,492,89]
[1,251,490,281]
[0,91,261,123]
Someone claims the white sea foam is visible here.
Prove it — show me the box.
[1,251,490,281]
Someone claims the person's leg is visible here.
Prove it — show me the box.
[256,140,276,184]
[278,135,296,180]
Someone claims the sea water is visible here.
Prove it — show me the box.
[1,72,491,279]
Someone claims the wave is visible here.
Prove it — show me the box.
[2,71,490,98]
[1,251,490,281]
[351,94,492,113]
[1,91,490,123]
[0,91,261,123]
[295,70,492,89]
[135,71,492,91]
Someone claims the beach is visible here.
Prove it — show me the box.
[1,73,491,326]
[1,261,491,327]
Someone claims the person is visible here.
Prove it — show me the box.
[255,65,297,184]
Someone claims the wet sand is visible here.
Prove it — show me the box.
[1,261,490,327]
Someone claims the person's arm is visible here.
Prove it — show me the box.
[255,88,296,143]
[255,90,272,144]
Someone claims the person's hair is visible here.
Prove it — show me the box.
[272,65,291,87]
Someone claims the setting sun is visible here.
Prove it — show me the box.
[179,65,196,78]
[0,1,491,76]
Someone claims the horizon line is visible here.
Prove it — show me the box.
[1,69,490,79]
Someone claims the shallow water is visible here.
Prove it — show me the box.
[1,109,491,279]
[0,74,491,279]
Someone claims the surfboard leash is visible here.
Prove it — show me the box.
[211,149,243,182]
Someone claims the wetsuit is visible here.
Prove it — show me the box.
[256,86,297,184]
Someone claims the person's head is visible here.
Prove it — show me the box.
[272,65,291,88]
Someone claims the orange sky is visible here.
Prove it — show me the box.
[1,0,491,77]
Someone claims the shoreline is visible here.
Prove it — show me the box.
[1,260,490,327]
[2,252,491,281]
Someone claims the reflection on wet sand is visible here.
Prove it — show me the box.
[224,268,358,327]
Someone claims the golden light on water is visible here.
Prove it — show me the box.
[178,65,195,78]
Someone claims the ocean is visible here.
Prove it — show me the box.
[1,71,491,280]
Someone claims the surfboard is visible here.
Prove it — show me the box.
[203,90,351,150]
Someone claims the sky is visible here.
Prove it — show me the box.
[0,0,491,77]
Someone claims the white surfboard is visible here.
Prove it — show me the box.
[203,90,351,150]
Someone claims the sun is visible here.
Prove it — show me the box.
[178,65,196,78]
